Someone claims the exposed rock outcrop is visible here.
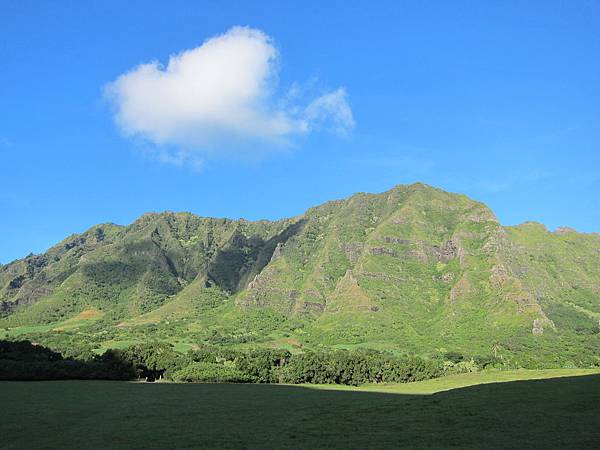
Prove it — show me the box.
[326,270,378,313]
[341,243,364,263]
[449,274,474,303]
[370,247,398,257]
[270,242,283,262]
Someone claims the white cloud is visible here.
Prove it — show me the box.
[106,26,353,165]
[304,88,355,136]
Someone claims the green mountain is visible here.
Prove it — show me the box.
[1,183,599,367]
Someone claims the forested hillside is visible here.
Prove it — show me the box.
[1,183,599,368]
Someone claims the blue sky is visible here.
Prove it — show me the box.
[1,0,599,263]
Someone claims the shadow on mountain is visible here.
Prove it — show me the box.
[206,219,306,293]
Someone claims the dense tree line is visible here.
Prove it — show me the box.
[278,351,445,385]
[0,340,134,380]
[1,340,496,385]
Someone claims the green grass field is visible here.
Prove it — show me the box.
[309,368,600,394]
[1,370,599,449]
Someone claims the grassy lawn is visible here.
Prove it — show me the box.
[309,368,600,394]
[1,372,599,449]
[2,308,104,338]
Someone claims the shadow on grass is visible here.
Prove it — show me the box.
[1,375,599,449]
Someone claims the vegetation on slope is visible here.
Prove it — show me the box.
[1,183,599,368]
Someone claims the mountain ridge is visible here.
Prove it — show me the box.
[1,183,599,367]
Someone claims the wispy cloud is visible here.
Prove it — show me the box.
[0,137,13,148]
[304,88,355,137]
[105,26,354,167]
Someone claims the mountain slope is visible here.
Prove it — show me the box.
[1,183,599,367]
